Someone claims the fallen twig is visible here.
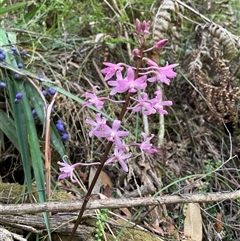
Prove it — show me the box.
[0,214,94,237]
[0,227,26,241]
[0,190,239,215]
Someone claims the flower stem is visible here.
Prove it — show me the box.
[67,141,113,241]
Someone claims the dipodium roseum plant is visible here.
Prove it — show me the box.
[64,19,178,241]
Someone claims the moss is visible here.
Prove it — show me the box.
[0,182,26,203]
[105,228,163,241]
[0,182,71,203]
[48,190,72,201]
[104,219,163,241]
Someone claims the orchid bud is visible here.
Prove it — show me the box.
[155,39,168,48]
[135,19,141,35]
[144,58,158,67]
[133,48,140,57]
[142,20,151,36]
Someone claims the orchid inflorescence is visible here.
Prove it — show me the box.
[58,19,178,182]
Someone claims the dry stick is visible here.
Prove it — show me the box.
[0,190,240,215]
[0,227,27,241]
[68,40,146,241]
[45,92,57,201]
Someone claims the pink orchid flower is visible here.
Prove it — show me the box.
[105,147,132,172]
[83,85,126,110]
[86,113,111,138]
[58,160,100,183]
[128,91,172,115]
[58,161,78,183]
[105,120,129,148]
[128,92,155,115]
[150,90,172,115]
[138,133,157,154]
[108,67,147,95]
[83,86,105,110]
[144,58,178,85]
[101,62,123,81]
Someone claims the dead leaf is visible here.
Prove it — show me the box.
[152,224,165,236]
[102,184,112,198]
[119,207,132,218]
[215,213,223,233]
[100,171,113,188]
[165,216,179,240]
[143,221,164,236]
[89,167,113,194]
[184,203,202,241]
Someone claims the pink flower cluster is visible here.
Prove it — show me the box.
[128,91,172,115]
[58,19,178,182]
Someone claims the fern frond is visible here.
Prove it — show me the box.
[206,23,236,60]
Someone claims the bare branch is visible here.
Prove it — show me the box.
[0,190,239,215]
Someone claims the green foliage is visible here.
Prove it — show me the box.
[95,209,109,241]
[0,1,28,15]
[0,28,68,240]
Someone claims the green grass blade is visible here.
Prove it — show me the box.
[42,82,85,105]
[0,109,19,150]
[21,89,52,241]
[0,28,32,191]
[0,2,29,15]
[20,4,40,23]
[0,127,4,153]
[6,77,33,190]
[24,81,66,157]
[0,0,8,9]
[42,82,117,124]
